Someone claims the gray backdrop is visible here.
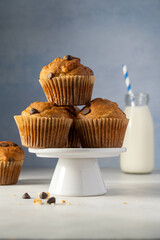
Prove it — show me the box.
[0,0,160,168]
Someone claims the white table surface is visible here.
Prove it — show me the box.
[0,168,160,239]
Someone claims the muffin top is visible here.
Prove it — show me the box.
[39,55,94,80]
[0,141,24,162]
[77,98,126,119]
[21,101,77,119]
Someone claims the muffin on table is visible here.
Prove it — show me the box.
[0,141,24,185]
[39,55,95,106]
[75,98,129,148]
[14,102,73,148]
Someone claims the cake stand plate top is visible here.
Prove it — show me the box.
[28,147,126,158]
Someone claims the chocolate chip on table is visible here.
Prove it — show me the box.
[0,142,9,147]
[81,107,91,115]
[39,192,48,199]
[8,158,15,163]
[64,55,73,61]
[22,193,31,199]
[47,197,56,204]
[30,108,39,115]
[47,72,55,79]
[12,142,18,147]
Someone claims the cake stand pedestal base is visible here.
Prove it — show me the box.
[49,157,106,196]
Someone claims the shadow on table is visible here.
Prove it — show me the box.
[17,178,50,185]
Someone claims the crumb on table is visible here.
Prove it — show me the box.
[33,198,42,205]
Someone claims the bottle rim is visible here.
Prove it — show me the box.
[125,92,149,98]
[125,92,149,106]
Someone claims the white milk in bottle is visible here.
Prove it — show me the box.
[120,93,154,173]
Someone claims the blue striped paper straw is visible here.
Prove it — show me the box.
[122,64,135,106]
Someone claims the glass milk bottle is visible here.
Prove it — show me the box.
[120,93,154,173]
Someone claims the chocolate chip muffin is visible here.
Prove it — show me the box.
[14,102,73,148]
[75,98,129,148]
[39,55,95,106]
[0,141,24,185]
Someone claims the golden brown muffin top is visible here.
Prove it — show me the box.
[77,98,126,119]
[0,141,24,162]
[39,55,94,79]
[21,101,77,119]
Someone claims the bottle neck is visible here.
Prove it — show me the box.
[125,93,149,106]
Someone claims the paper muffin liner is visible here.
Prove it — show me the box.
[0,161,23,185]
[75,118,129,148]
[39,75,95,106]
[14,116,73,148]
[64,122,81,148]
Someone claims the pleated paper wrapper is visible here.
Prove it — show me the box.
[39,75,95,106]
[64,122,81,148]
[75,118,129,148]
[14,116,73,148]
[0,161,23,185]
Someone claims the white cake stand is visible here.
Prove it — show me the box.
[29,148,126,197]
